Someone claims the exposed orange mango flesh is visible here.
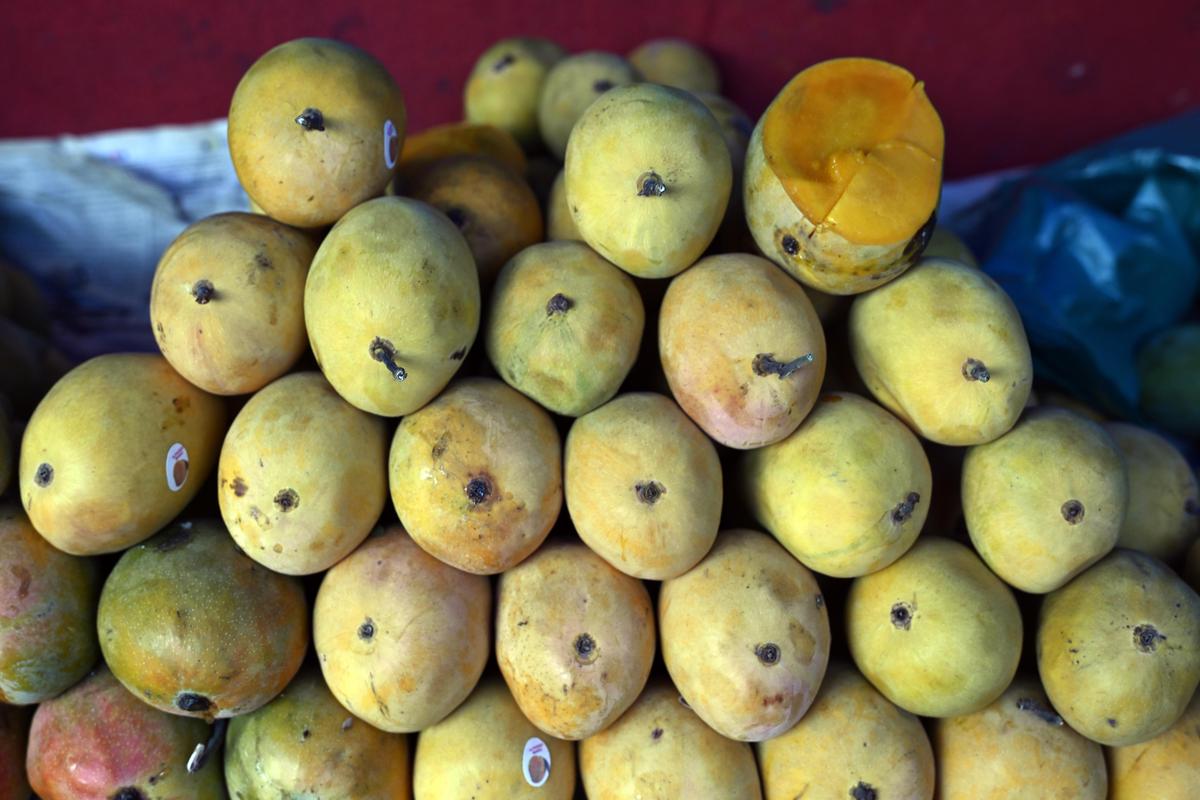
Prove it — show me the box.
[763,58,944,246]
[398,122,527,179]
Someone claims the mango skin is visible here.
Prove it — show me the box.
[546,170,582,241]
[390,377,561,575]
[225,667,412,800]
[923,226,978,266]
[228,37,406,228]
[934,677,1107,799]
[1037,548,1200,746]
[304,196,480,417]
[1107,689,1200,799]
[414,676,576,800]
[314,527,492,733]
[396,122,528,186]
[218,371,387,575]
[496,542,656,741]
[27,666,225,799]
[404,155,544,283]
[0,505,98,705]
[98,520,309,720]
[150,212,315,396]
[465,37,566,150]
[659,253,826,449]
[846,537,1023,718]
[580,680,762,800]
[565,392,722,580]
[848,258,1033,445]
[20,353,227,555]
[0,701,30,798]
[628,38,720,94]
[659,529,831,741]
[1104,422,1199,561]
[743,392,931,578]
[757,662,935,800]
[537,51,639,159]
[487,240,644,417]
[962,407,1128,593]
[565,83,732,279]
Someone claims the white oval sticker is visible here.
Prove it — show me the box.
[522,737,551,788]
[166,443,189,492]
[383,119,399,170]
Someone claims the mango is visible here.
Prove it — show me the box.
[745,58,943,294]
[27,666,225,799]
[1107,689,1200,799]
[414,676,576,799]
[228,38,406,228]
[465,37,566,150]
[389,377,561,575]
[20,353,226,555]
[1187,537,1200,591]
[659,253,826,449]
[496,541,655,740]
[0,505,97,704]
[933,677,1107,799]
[580,679,762,799]
[923,225,978,266]
[537,51,639,159]
[403,155,543,283]
[565,82,731,278]
[565,392,722,579]
[218,371,387,575]
[848,257,1033,445]
[225,667,411,799]
[487,240,644,416]
[150,212,315,396]
[98,519,308,719]
[628,38,720,94]
[744,391,931,578]
[962,407,1128,593]
[846,537,1022,717]
[313,526,491,733]
[757,662,935,800]
[1138,322,1200,438]
[659,529,831,741]
[396,121,527,186]
[1104,422,1199,561]
[304,196,480,417]
[1037,548,1200,746]
[546,170,581,241]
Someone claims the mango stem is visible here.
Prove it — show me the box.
[753,352,815,379]
[295,107,326,131]
[186,718,228,774]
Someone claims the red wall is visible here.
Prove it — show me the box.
[2,0,1197,178]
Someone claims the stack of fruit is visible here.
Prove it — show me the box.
[1,32,1198,800]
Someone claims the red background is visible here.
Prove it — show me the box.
[1,0,1198,178]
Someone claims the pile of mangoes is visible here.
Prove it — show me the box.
[1,32,1198,800]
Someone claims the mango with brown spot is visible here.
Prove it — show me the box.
[849,257,1033,445]
[1107,689,1200,799]
[847,537,1022,718]
[660,253,826,449]
[404,155,544,283]
[27,665,225,799]
[314,526,492,733]
[934,677,1106,799]
[20,353,226,555]
[98,519,308,719]
[659,529,831,741]
[538,52,639,159]
[414,676,576,799]
[150,212,316,396]
[390,377,561,575]
[1037,548,1200,746]
[757,662,935,800]
[464,38,565,150]
[581,679,762,799]
[0,505,98,705]
[496,541,655,740]
[228,38,406,228]
[225,667,411,800]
